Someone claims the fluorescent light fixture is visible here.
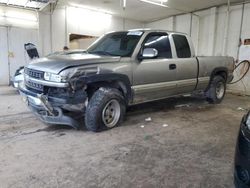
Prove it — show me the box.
[139,0,168,7]
[69,3,113,15]
[7,0,25,6]
[122,0,126,9]
[154,0,168,2]
[30,0,50,3]
[0,0,52,9]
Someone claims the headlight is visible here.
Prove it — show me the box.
[19,69,24,74]
[44,72,66,83]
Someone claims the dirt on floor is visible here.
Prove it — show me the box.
[0,86,249,188]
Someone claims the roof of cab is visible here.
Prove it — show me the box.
[128,28,188,36]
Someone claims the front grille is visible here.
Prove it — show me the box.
[26,80,44,91]
[25,68,44,79]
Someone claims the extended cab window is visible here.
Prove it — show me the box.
[172,34,191,58]
[144,33,172,58]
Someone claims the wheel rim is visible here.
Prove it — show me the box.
[216,82,225,99]
[102,99,121,128]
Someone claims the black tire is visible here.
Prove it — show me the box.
[85,87,126,132]
[206,75,226,104]
[234,175,249,188]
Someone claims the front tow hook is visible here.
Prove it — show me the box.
[37,94,57,116]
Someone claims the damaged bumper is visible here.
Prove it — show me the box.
[18,82,87,129]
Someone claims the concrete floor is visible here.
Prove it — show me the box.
[0,86,249,188]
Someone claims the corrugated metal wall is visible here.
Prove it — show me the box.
[146,3,250,95]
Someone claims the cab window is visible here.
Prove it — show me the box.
[172,34,191,58]
[143,33,172,58]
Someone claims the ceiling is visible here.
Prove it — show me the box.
[59,0,245,22]
[0,0,246,22]
[0,0,52,9]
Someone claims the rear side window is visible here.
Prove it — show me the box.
[144,33,172,58]
[172,35,191,58]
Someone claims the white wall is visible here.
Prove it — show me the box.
[175,14,192,36]
[0,6,38,29]
[8,27,38,77]
[38,12,51,56]
[146,3,250,95]
[0,26,9,85]
[39,6,144,55]
[191,14,199,55]
[0,6,38,85]
[145,17,174,30]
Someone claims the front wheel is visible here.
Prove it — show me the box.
[206,75,226,104]
[85,88,126,132]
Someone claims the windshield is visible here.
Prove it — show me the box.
[87,31,143,57]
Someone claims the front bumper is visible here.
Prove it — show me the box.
[18,82,87,129]
[234,112,250,187]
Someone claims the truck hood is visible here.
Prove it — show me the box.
[27,53,121,74]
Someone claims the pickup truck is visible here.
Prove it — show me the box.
[19,29,234,131]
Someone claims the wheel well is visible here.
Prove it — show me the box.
[205,69,228,91]
[214,71,227,81]
[86,81,130,102]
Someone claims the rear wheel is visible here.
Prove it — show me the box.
[206,75,226,104]
[85,87,126,132]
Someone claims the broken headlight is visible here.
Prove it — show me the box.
[44,72,66,83]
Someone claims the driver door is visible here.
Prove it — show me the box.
[132,32,177,104]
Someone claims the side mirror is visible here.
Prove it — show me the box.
[141,48,158,59]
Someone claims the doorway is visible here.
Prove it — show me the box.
[0,26,38,85]
[69,34,98,50]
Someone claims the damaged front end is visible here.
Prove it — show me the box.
[19,68,90,129]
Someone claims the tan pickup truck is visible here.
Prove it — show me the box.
[19,29,234,131]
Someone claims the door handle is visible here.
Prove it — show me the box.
[169,64,176,70]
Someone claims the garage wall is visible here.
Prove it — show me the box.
[0,6,38,29]
[0,6,38,85]
[38,12,51,57]
[146,3,250,95]
[146,4,250,58]
[145,17,174,31]
[39,6,144,55]
[0,26,9,85]
[8,27,38,77]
